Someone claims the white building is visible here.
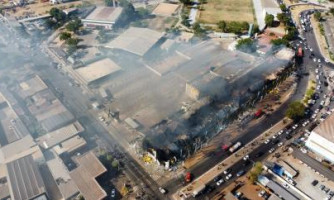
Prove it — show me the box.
[82,7,123,29]
[305,113,334,163]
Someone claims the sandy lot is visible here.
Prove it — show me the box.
[197,0,255,24]
[141,16,178,32]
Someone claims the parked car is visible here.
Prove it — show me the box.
[224,169,231,175]
[225,173,232,180]
[159,187,166,194]
[216,179,224,186]
[312,180,319,186]
[269,148,275,153]
[236,170,245,177]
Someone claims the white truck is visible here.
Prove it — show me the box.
[229,142,242,153]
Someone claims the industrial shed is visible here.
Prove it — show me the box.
[75,58,122,86]
[106,27,165,56]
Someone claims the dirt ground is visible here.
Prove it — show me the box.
[197,0,255,24]
[141,16,178,32]
[7,1,83,18]
[183,76,297,169]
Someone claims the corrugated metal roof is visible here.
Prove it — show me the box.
[6,155,46,200]
[313,113,334,142]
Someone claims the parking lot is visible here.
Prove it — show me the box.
[279,153,334,200]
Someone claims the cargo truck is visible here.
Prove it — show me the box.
[229,142,242,153]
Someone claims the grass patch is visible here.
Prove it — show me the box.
[197,0,255,24]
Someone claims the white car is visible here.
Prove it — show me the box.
[216,179,224,186]
[264,139,271,144]
[312,113,317,119]
[159,187,166,194]
[292,124,298,129]
[320,101,325,106]
[301,148,308,154]
[278,142,284,147]
[318,59,321,63]
[269,148,275,153]
[225,173,232,180]
[313,58,317,62]
[283,183,290,189]
[315,69,319,73]
[315,109,320,114]
[272,134,278,139]
[278,130,284,135]
[243,155,249,161]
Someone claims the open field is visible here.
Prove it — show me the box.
[197,0,255,24]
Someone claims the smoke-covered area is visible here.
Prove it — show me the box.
[0,7,294,165]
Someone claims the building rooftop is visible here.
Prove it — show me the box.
[84,6,123,23]
[18,75,48,99]
[0,135,40,164]
[70,152,107,200]
[52,136,87,155]
[152,3,180,16]
[313,113,334,142]
[75,58,122,84]
[27,90,75,132]
[258,175,298,200]
[6,155,47,200]
[106,27,164,56]
[45,150,79,200]
[36,121,84,150]
[0,105,29,145]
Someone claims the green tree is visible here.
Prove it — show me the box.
[330,8,334,16]
[179,0,192,5]
[271,38,288,46]
[137,7,150,19]
[193,22,206,38]
[314,11,322,21]
[217,20,227,32]
[49,7,66,22]
[66,37,80,46]
[78,195,85,200]
[285,101,305,121]
[66,37,81,55]
[106,154,113,161]
[66,18,83,33]
[59,32,71,41]
[112,160,119,168]
[236,38,256,53]
[105,0,114,6]
[181,14,190,27]
[283,26,297,41]
[280,4,287,12]
[277,13,285,22]
[114,0,137,28]
[249,162,263,184]
[265,13,275,27]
